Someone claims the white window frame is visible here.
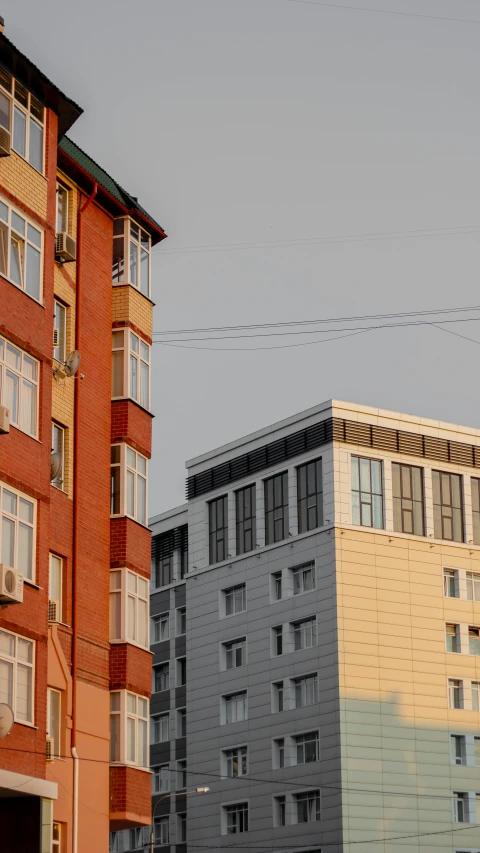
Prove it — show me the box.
[111,328,151,410]
[222,801,249,835]
[152,764,170,794]
[222,637,247,671]
[56,182,70,236]
[0,197,43,301]
[221,691,248,725]
[112,217,152,298]
[294,673,318,709]
[0,335,39,437]
[47,687,61,758]
[109,568,149,650]
[151,712,170,744]
[51,422,65,491]
[444,568,459,598]
[53,299,67,364]
[49,554,63,622]
[293,789,321,825]
[0,480,36,581]
[221,583,246,618]
[293,616,317,651]
[109,690,148,767]
[154,816,169,846]
[0,627,35,724]
[292,561,316,595]
[151,612,169,645]
[110,443,148,526]
[221,744,248,778]
[0,71,45,173]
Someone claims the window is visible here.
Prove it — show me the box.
[273,738,285,769]
[223,691,247,725]
[392,463,424,535]
[153,663,169,693]
[432,470,463,542]
[0,629,34,724]
[51,422,65,490]
[236,485,256,555]
[297,459,323,533]
[178,813,187,844]
[53,300,67,364]
[111,329,150,410]
[0,482,35,580]
[294,674,318,708]
[110,569,149,649]
[225,638,246,670]
[224,583,246,616]
[129,828,144,850]
[153,533,173,588]
[265,472,289,545]
[273,626,283,656]
[112,217,151,298]
[292,562,315,595]
[56,183,69,235]
[177,759,187,789]
[274,796,286,827]
[295,791,320,824]
[444,569,459,598]
[154,817,169,846]
[151,613,169,644]
[47,688,61,758]
[177,607,186,635]
[453,792,469,823]
[151,714,169,743]
[49,554,63,622]
[224,746,248,777]
[225,803,248,834]
[273,681,284,713]
[0,200,42,300]
[448,679,463,710]
[472,682,480,712]
[110,691,148,767]
[1,73,45,172]
[0,336,39,436]
[469,627,480,656]
[467,572,480,602]
[153,765,170,794]
[475,737,480,766]
[295,732,319,765]
[446,624,460,654]
[351,456,383,528]
[209,496,228,564]
[177,657,187,686]
[110,445,147,526]
[293,617,317,651]
[451,735,466,766]
[52,823,61,852]
[472,478,480,546]
[273,572,282,601]
[177,708,186,738]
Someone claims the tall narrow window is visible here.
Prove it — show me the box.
[467,572,480,602]
[48,688,61,758]
[472,478,480,546]
[154,818,169,846]
[274,796,286,827]
[110,691,148,766]
[11,80,44,172]
[448,679,462,709]
[472,681,480,711]
[49,554,63,622]
[469,627,480,656]
[151,713,169,744]
[451,734,466,765]
[446,623,460,653]
[209,495,228,564]
[236,485,256,555]
[178,813,187,843]
[351,457,383,528]
[265,472,289,545]
[51,422,65,490]
[56,184,69,234]
[109,569,149,649]
[111,331,125,398]
[0,628,34,723]
[110,445,148,525]
[297,459,323,533]
[392,463,424,535]
[444,569,458,598]
[153,531,173,588]
[129,332,150,409]
[53,300,66,364]
[432,471,463,542]
[0,336,39,437]
[453,792,469,823]
[112,218,151,297]
[153,663,169,693]
[0,482,36,580]
[151,613,169,644]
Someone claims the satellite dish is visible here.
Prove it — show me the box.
[64,350,81,377]
[0,703,14,738]
[50,452,62,481]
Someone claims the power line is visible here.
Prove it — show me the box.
[156,327,375,351]
[153,224,480,256]
[287,0,480,26]
[429,321,480,348]
[152,304,480,336]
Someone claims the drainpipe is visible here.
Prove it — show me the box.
[71,181,97,853]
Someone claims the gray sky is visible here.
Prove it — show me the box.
[6,0,480,513]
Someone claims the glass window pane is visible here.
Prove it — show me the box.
[10,236,23,286]
[111,350,124,397]
[25,244,40,299]
[126,470,135,517]
[359,458,371,493]
[13,106,26,157]
[0,659,13,706]
[0,91,9,130]
[137,476,146,525]
[1,516,14,567]
[140,249,149,296]
[129,241,138,285]
[28,119,43,170]
[17,522,33,579]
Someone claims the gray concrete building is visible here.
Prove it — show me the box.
[114,397,480,853]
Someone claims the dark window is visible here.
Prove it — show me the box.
[273,626,283,656]
[180,525,188,578]
[178,708,186,738]
[265,472,288,545]
[472,478,480,546]
[153,531,174,588]
[392,463,424,536]
[297,459,323,533]
[236,485,256,555]
[432,471,463,542]
[351,457,383,529]
[209,496,228,564]
[153,663,169,693]
[178,657,186,685]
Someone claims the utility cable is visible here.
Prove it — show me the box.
[287,0,480,26]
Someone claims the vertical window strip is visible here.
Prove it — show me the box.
[392,462,424,536]
[235,484,256,555]
[209,495,228,564]
[432,470,464,542]
[265,471,289,545]
[297,458,323,533]
[351,456,384,529]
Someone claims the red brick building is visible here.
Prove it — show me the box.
[0,20,165,852]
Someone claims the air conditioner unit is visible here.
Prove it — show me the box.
[0,126,11,157]
[55,232,76,263]
[48,600,60,623]
[0,404,9,434]
[46,737,55,762]
[0,564,23,603]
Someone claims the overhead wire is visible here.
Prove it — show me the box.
[287,0,480,26]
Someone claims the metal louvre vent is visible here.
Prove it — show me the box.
[185,414,480,500]
[48,600,59,623]
[152,524,188,562]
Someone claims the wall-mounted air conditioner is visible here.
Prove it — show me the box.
[55,232,76,263]
[0,564,23,603]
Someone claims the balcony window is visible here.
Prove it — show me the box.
[111,329,150,410]
[0,70,44,172]
[110,569,149,649]
[112,217,151,298]
[110,444,148,525]
[53,300,67,364]
[110,691,148,767]
[0,199,43,301]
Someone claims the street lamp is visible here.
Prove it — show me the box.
[150,787,210,853]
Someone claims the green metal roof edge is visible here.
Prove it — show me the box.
[59,136,166,236]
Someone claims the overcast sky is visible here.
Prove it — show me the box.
[5,0,480,514]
